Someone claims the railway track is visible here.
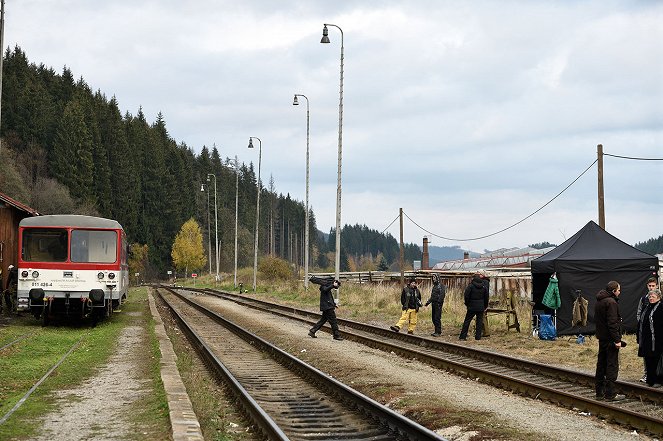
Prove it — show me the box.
[172,286,663,437]
[155,286,445,440]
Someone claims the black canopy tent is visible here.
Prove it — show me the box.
[531,221,659,335]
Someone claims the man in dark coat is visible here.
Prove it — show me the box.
[390,279,422,334]
[595,280,624,401]
[459,273,489,340]
[425,274,446,336]
[308,279,343,341]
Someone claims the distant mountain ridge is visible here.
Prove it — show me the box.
[426,245,480,266]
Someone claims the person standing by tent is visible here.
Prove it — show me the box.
[595,281,625,401]
[424,274,446,337]
[637,277,659,383]
[637,288,663,388]
[459,273,489,341]
[390,279,422,334]
[308,279,343,341]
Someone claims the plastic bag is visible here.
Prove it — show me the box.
[576,334,585,344]
[538,314,557,341]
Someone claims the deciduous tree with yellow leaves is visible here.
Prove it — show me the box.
[171,218,207,277]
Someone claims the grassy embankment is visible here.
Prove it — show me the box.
[0,287,170,440]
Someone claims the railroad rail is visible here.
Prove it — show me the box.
[155,286,445,440]
[174,286,663,437]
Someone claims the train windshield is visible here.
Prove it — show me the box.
[71,230,117,263]
[22,228,68,262]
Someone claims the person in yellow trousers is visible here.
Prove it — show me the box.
[390,279,422,334]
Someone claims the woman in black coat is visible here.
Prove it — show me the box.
[637,288,663,387]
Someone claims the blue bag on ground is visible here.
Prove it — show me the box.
[538,314,557,340]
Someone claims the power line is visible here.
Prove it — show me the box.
[403,158,599,242]
[604,153,663,161]
[381,213,400,235]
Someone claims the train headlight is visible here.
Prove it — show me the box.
[97,272,105,280]
[108,272,116,280]
[31,271,39,278]
[21,270,28,278]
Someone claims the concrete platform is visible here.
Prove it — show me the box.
[148,292,204,441]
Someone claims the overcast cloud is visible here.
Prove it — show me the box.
[6,1,662,252]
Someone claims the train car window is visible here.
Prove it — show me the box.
[71,230,117,263]
[22,229,68,262]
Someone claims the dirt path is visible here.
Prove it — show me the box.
[32,321,151,441]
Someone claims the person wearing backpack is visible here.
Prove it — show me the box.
[459,273,489,340]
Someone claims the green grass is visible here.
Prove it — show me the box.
[0,287,170,440]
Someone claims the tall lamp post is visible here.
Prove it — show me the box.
[248,137,262,292]
[200,183,212,275]
[206,173,219,281]
[321,23,344,297]
[293,94,310,290]
[233,155,239,289]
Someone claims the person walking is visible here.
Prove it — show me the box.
[3,265,17,315]
[459,273,489,340]
[637,288,663,388]
[637,277,659,383]
[424,274,446,336]
[308,279,343,341]
[595,280,625,401]
[390,279,422,334]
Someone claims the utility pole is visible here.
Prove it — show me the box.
[399,208,404,287]
[0,0,5,158]
[597,144,605,229]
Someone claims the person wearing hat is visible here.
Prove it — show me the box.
[424,274,446,336]
[308,279,343,341]
[390,278,422,334]
[459,272,489,340]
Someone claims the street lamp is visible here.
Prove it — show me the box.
[206,173,219,281]
[321,23,344,297]
[200,183,212,276]
[232,156,240,289]
[293,94,311,290]
[248,137,262,293]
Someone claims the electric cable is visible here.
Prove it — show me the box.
[380,213,400,235]
[604,153,663,161]
[403,158,598,242]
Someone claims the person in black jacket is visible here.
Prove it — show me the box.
[425,274,446,336]
[637,288,663,388]
[390,279,422,334]
[308,279,343,341]
[3,265,18,315]
[637,277,659,383]
[595,280,624,401]
[459,273,489,340]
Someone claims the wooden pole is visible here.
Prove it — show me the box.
[399,208,404,286]
[597,144,605,229]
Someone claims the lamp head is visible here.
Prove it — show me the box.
[206,175,211,182]
[293,95,299,106]
[200,183,205,192]
[248,138,254,149]
[321,25,330,43]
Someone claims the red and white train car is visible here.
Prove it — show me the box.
[16,215,129,324]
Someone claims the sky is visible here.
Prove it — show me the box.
[5,1,663,253]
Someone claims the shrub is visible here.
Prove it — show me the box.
[258,256,294,281]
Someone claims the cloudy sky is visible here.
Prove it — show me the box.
[6,1,662,252]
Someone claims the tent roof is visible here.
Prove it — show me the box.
[531,221,658,273]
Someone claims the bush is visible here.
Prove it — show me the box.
[258,256,294,281]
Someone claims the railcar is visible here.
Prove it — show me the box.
[16,215,129,324]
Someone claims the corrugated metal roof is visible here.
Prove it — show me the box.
[432,246,555,270]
